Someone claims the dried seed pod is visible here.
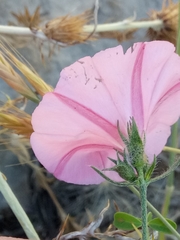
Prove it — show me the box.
[147,0,178,45]
[42,10,95,45]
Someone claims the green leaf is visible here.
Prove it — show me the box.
[147,212,153,222]
[113,212,142,231]
[108,157,117,165]
[148,218,177,234]
[117,120,129,146]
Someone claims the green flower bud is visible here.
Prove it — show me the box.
[115,161,137,182]
[118,117,146,174]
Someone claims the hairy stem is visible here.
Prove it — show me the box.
[129,186,180,239]
[138,170,149,240]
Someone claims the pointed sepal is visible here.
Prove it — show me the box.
[147,158,180,184]
[144,155,157,181]
[91,166,138,187]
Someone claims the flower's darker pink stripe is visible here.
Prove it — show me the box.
[54,92,121,142]
[148,53,175,115]
[152,81,180,115]
[54,144,115,176]
[131,44,145,132]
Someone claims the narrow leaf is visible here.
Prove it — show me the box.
[145,156,157,181]
[132,223,142,239]
[108,157,117,165]
[148,159,180,184]
[91,166,136,187]
[117,120,129,146]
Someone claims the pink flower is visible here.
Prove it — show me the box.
[31,41,180,185]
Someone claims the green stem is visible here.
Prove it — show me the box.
[0,172,40,240]
[167,122,178,186]
[159,3,180,238]
[159,123,178,240]
[138,172,149,240]
[161,186,174,217]
[128,186,180,239]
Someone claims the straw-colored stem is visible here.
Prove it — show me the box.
[0,19,163,43]
[83,19,163,32]
[163,146,180,154]
[0,172,40,240]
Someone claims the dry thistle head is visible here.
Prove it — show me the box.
[0,98,33,138]
[4,6,42,48]
[0,41,53,97]
[147,0,178,45]
[9,6,41,28]
[42,10,94,45]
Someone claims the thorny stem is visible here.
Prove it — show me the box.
[0,172,40,240]
[128,186,180,239]
[0,19,163,45]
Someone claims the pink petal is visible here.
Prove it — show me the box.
[31,132,121,184]
[31,92,123,184]
[137,42,180,156]
[55,46,132,133]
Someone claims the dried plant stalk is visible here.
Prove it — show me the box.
[0,52,39,102]
[147,0,178,45]
[98,29,136,42]
[0,172,40,240]
[0,98,33,138]
[0,41,53,97]
[0,7,164,48]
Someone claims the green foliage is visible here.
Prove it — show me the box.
[114,212,177,235]
[148,218,177,234]
[147,212,153,222]
[113,212,142,231]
